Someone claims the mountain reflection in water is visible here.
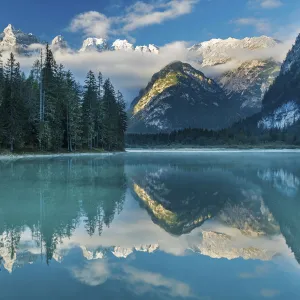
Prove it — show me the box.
[1,152,300,299]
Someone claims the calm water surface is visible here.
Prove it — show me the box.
[1,152,300,299]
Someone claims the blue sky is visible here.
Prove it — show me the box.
[0,0,300,48]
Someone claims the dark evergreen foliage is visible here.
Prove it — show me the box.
[126,124,300,148]
[0,47,127,152]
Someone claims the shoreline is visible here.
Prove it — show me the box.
[0,151,120,161]
[126,148,300,153]
[1,147,300,160]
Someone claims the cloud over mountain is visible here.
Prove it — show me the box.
[68,0,199,38]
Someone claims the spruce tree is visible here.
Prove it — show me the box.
[82,71,97,150]
[94,71,104,148]
[116,91,128,150]
[0,46,127,153]
[64,71,82,151]
[102,79,117,150]
[0,53,26,151]
[42,44,58,150]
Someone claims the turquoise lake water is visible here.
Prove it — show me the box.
[0,152,300,299]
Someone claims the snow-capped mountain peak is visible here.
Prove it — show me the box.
[135,44,159,54]
[111,39,134,51]
[79,37,108,53]
[1,24,17,48]
[189,36,280,67]
[3,24,14,35]
[0,23,40,54]
[51,35,68,51]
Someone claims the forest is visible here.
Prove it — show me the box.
[0,45,127,153]
[126,123,300,148]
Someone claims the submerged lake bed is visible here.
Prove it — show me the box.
[1,152,300,299]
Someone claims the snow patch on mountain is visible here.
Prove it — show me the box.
[191,231,276,260]
[189,36,280,67]
[135,44,159,54]
[0,24,40,54]
[111,39,134,51]
[79,38,108,53]
[51,35,68,51]
[258,101,300,129]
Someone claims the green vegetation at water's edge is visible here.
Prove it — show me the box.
[0,46,127,153]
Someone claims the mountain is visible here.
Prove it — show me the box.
[0,24,159,55]
[128,61,233,133]
[135,44,159,54]
[189,36,281,117]
[189,36,279,66]
[257,34,300,130]
[79,37,108,53]
[111,39,134,51]
[218,59,280,116]
[0,24,40,54]
[78,38,159,54]
[51,35,68,52]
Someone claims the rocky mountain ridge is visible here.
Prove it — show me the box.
[189,36,280,66]
[128,61,232,133]
[0,24,160,55]
[189,36,282,117]
[0,24,40,54]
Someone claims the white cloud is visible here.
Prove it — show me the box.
[71,260,111,286]
[49,41,189,104]
[121,0,199,32]
[68,11,111,38]
[249,0,283,9]
[67,0,199,38]
[233,18,271,33]
[123,266,193,298]
[69,260,194,298]
[1,41,189,105]
[198,39,293,78]
[260,289,281,298]
[260,0,283,8]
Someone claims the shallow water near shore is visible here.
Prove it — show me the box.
[1,152,300,299]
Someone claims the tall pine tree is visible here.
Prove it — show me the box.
[0,53,27,151]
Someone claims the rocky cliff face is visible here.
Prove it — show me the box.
[258,34,300,130]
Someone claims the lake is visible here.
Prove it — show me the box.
[1,152,300,299]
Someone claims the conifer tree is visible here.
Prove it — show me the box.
[42,44,58,150]
[64,71,82,151]
[102,79,117,150]
[0,53,26,151]
[94,71,104,148]
[0,46,127,153]
[116,90,128,150]
[82,71,97,150]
